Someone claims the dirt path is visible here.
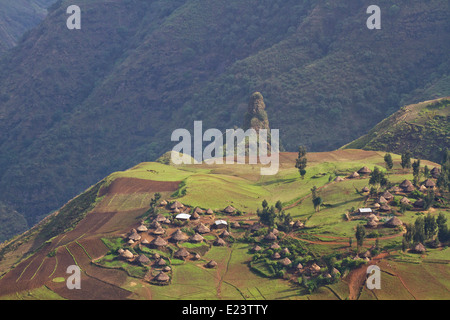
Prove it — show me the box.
[345,252,389,300]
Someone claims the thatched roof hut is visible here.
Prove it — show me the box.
[224,205,236,214]
[414,199,425,208]
[296,263,303,271]
[385,216,403,227]
[311,263,321,272]
[163,266,171,272]
[174,247,190,260]
[214,238,226,246]
[152,227,165,235]
[190,233,204,243]
[195,223,210,234]
[205,260,218,268]
[231,222,241,229]
[272,252,281,260]
[280,257,292,266]
[191,211,200,220]
[128,232,141,242]
[155,214,167,222]
[136,224,148,232]
[381,191,394,201]
[366,220,378,228]
[141,239,149,245]
[252,245,262,252]
[270,243,280,250]
[153,271,170,283]
[264,232,277,241]
[170,229,188,242]
[400,197,411,205]
[194,207,205,214]
[378,196,388,204]
[358,166,372,175]
[349,172,360,179]
[119,249,134,260]
[192,253,201,261]
[173,208,181,214]
[151,236,168,247]
[220,230,230,238]
[422,179,436,188]
[170,201,184,209]
[362,186,370,193]
[334,176,345,182]
[155,257,166,266]
[391,186,402,193]
[400,179,413,189]
[430,167,441,179]
[206,208,214,215]
[137,254,150,265]
[373,203,381,208]
[282,248,290,255]
[150,221,161,229]
[403,185,415,193]
[413,243,426,253]
[379,204,391,212]
[368,213,379,222]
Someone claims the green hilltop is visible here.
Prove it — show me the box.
[342,97,450,163]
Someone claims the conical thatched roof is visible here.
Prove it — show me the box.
[155,214,167,222]
[280,257,292,266]
[270,243,280,250]
[423,179,436,188]
[403,185,415,192]
[349,172,360,179]
[142,239,149,245]
[373,203,381,208]
[400,179,413,188]
[296,263,303,270]
[362,250,372,258]
[206,208,214,215]
[252,245,262,252]
[220,230,230,238]
[128,232,141,242]
[414,243,426,253]
[272,252,281,260]
[151,236,168,247]
[214,238,226,246]
[282,248,290,255]
[159,200,168,206]
[264,232,277,241]
[205,260,218,268]
[170,201,184,209]
[150,221,161,229]
[191,212,200,220]
[311,263,321,272]
[379,204,391,212]
[173,208,180,214]
[136,224,148,232]
[272,228,279,235]
[385,216,403,227]
[232,222,241,228]
[400,197,411,205]
[334,176,344,182]
[192,253,201,261]
[137,254,150,265]
[155,257,166,266]
[174,247,190,259]
[381,191,394,200]
[190,233,204,243]
[120,249,134,260]
[127,239,135,245]
[358,166,372,174]
[368,213,379,222]
[391,186,401,193]
[366,220,378,228]
[224,205,236,213]
[362,186,370,193]
[171,229,188,242]
[163,266,171,272]
[414,199,425,208]
[194,207,205,214]
[154,271,170,282]
[378,196,388,204]
[430,167,441,178]
[152,226,165,235]
[195,223,210,234]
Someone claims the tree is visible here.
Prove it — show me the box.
[295,146,308,179]
[437,213,449,243]
[413,216,425,244]
[355,224,366,249]
[412,159,421,181]
[384,153,393,170]
[275,200,283,213]
[257,205,276,227]
[424,213,437,241]
[349,237,353,247]
[369,167,388,190]
[311,186,323,212]
[401,151,412,169]
[423,165,430,178]
[262,199,268,209]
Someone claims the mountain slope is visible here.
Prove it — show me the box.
[342,97,450,163]
[0,0,449,230]
[0,0,55,53]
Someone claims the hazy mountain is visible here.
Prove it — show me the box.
[0,0,56,53]
[0,0,448,231]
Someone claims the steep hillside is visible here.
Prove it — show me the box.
[0,0,449,231]
[0,0,55,53]
[342,97,450,163]
[0,150,448,300]
[0,202,28,243]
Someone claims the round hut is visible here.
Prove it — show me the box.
[170,229,188,242]
[385,216,403,228]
